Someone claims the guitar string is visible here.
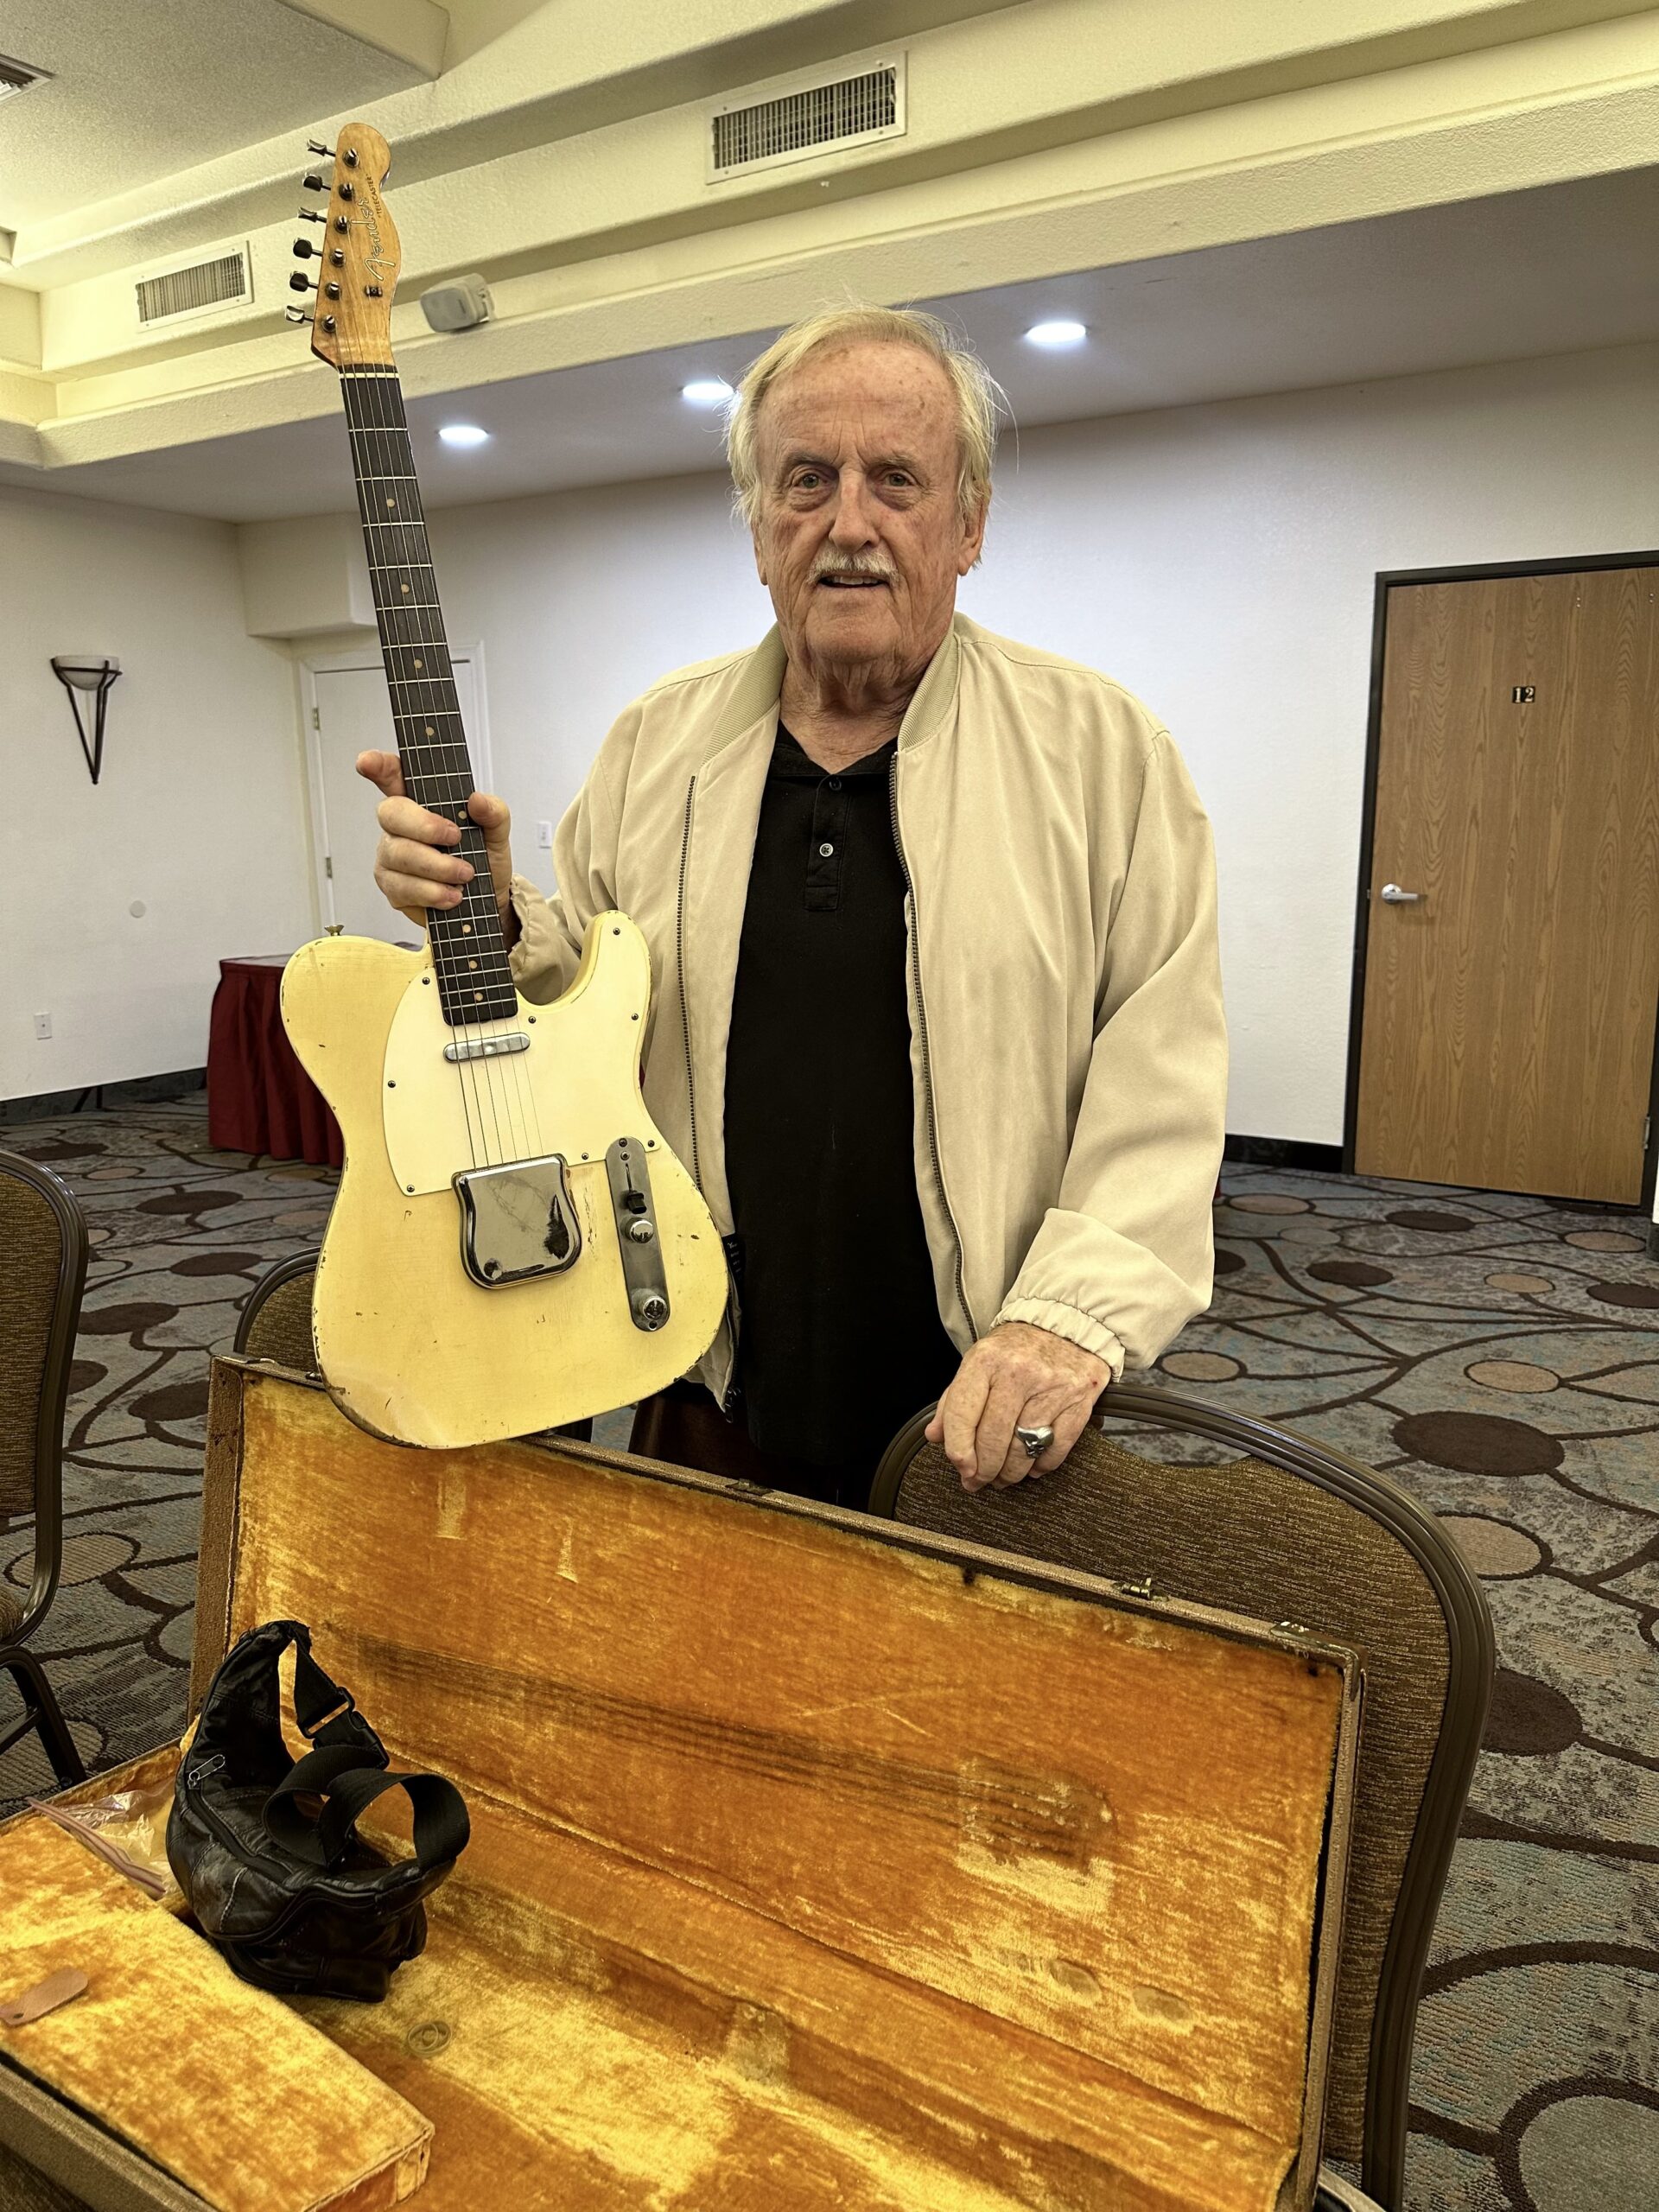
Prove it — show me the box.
[341,355,493,1166]
[344,346,542,1168]
[337,238,540,1172]
[349,365,489,1164]
[351,357,518,1167]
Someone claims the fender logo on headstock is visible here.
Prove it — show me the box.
[296,123,401,369]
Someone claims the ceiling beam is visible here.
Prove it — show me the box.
[273,0,449,79]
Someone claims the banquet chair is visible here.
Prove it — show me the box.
[869,1382,1495,2212]
[233,1252,319,1373]
[0,1150,91,1789]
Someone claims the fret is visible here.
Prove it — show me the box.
[376,603,450,648]
[382,665,455,693]
[380,633,452,664]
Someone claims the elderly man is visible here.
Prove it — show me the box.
[361,305,1227,1508]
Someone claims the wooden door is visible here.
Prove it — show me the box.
[1355,567,1659,1204]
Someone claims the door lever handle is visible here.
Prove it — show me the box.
[1380,884,1422,904]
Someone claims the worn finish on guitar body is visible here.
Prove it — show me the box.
[283,919,726,1450]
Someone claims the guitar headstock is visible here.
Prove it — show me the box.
[288,122,400,371]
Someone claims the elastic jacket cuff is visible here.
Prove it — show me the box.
[992,1298,1126,1379]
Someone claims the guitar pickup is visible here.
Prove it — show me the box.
[607,1138,670,1332]
[444,1030,530,1064]
[453,1155,582,1288]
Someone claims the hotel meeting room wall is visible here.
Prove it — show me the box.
[5,486,315,1103]
[404,337,1659,1204]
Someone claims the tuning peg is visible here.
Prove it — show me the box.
[285,304,314,325]
[289,271,315,294]
[298,206,326,224]
[293,238,315,259]
[302,172,327,194]
[308,139,334,157]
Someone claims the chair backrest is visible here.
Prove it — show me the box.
[0,1150,87,1637]
[869,1383,1493,2212]
[233,1254,318,1373]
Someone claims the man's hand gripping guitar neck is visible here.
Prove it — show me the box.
[356,750,520,950]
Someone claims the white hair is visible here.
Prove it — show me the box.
[725,304,1005,531]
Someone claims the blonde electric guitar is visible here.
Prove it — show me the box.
[280,123,726,1449]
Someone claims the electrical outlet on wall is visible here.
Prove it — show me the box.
[537,821,553,849]
[34,1013,52,1039]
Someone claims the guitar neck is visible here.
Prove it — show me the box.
[340,367,517,1025]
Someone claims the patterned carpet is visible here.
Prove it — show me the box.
[1,1097,1655,2211]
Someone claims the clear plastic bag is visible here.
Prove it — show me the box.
[31,1753,184,1909]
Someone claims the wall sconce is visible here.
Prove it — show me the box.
[50,657,121,785]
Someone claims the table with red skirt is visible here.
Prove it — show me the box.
[207,956,343,1167]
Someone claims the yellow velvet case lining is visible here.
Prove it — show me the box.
[0,1818,430,2212]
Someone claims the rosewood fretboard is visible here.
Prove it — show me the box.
[340,367,517,1027]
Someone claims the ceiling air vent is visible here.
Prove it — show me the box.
[0,51,49,102]
[709,55,905,181]
[136,248,251,327]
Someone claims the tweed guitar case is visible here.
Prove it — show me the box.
[0,1357,1361,2212]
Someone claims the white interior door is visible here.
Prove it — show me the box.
[308,653,487,940]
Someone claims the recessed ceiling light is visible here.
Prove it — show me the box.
[438,423,491,448]
[1023,320,1087,349]
[682,378,734,406]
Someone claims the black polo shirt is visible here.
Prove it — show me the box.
[722,724,962,1474]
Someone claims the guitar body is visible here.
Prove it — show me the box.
[282,914,727,1448]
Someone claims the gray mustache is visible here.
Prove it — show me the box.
[811,554,897,582]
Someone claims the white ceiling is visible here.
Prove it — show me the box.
[0,0,427,232]
[7,164,1658,522]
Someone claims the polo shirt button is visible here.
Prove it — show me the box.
[818,842,834,857]
[827,778,842,789]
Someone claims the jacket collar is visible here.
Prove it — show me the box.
[695,612,969,770]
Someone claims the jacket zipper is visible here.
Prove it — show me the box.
[889,760,976,1342]
[675,776,702,1194]
[677,772,743,1405]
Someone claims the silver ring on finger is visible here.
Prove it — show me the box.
[1014,1422,1055,1459]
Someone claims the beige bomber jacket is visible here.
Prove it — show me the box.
[507,613,1228,1408]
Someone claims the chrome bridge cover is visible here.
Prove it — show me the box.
[453,1154,582,1287]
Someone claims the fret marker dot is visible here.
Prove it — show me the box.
[461,922,473,934]
[474,991,484,1002]
[414,658,423,671]
[385,497,395,509]
[425,725,434,735]
[401,582,410,595]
